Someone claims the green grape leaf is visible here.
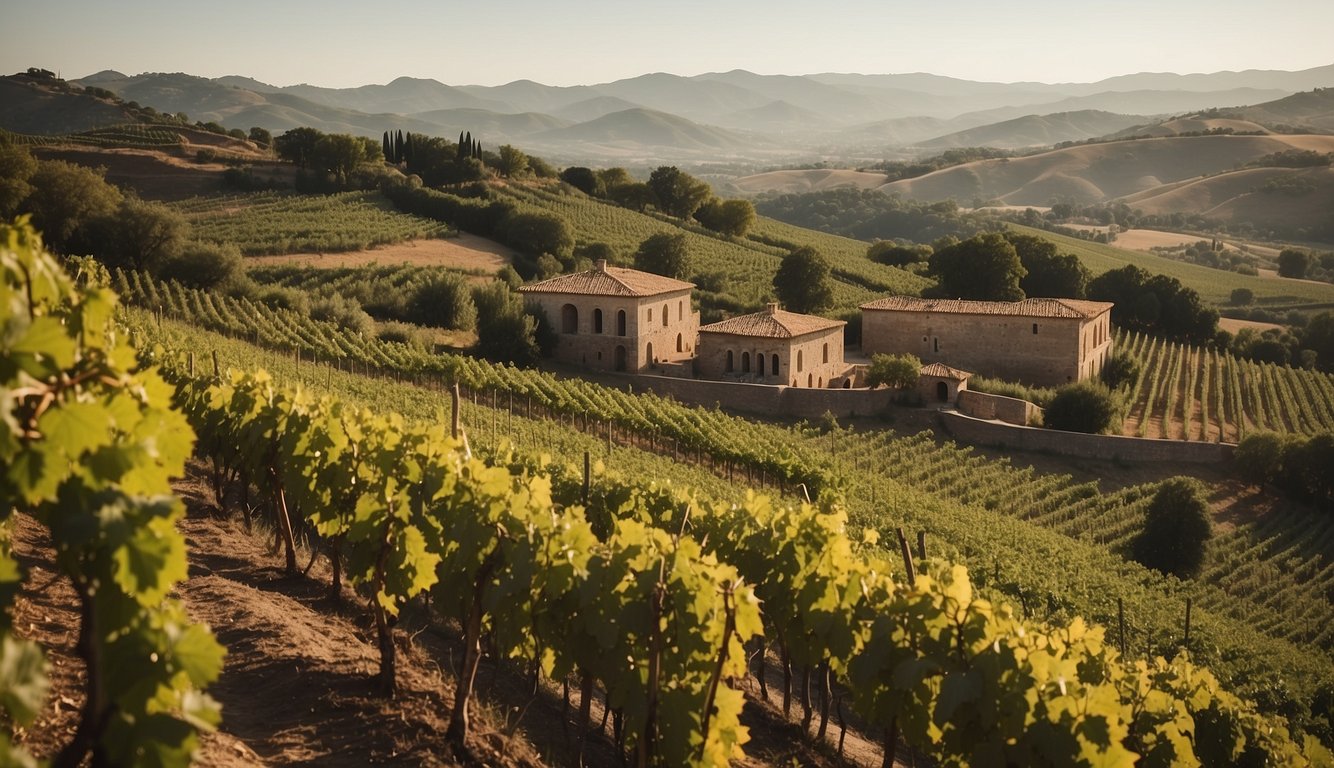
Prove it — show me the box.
[111,503,187,606]
[0,634,48,726]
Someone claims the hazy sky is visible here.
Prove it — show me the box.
[4,0,1332,88]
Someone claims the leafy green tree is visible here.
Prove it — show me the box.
[248,126,271,147]
[495,145,529,178]
[928,232,1026,301]
[1089,265,1217,344]
[0,139,36,218]
[274,126,323,169]
[695,198,756,237]
[598,167,634,192]
[1043,380,1121,434]
[89,197,189,272]
[1233,432,1290,488]
[634,232,691,279]
[1131,477,1213,578]
[500,211,573,261]
[1230,288,1255,306]
[473,282,540,364]
[560,166,603,196]
[866,241,930,267]
[1278,248,1312,278]
[773,246,834,314]
[312,133,377,189]
[866,353,921,389]
[647,166,712,219]
[608,182,656,212]
[22,159,122,254]
[1302,311,1334,370]
[1099,350,1142,391]
[158,241,246,291]
[410,273,477,331]
[1004,232,1090,298]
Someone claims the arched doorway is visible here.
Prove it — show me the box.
[645,342,654,367]
[771,354,779,376]
[936,381,949,402]
[614,346,627,371]
[741,352,751,373]
[807,373,813,387]
[561,304,578,334]
[676,333,683,353]
[726,350,734,372]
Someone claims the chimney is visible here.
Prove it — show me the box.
[595,259,608,272]
[766,302,779,314]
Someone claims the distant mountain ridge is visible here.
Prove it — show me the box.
[0,63,1327,162]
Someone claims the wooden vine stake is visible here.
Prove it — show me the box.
[895,527,916,586]
[211,349,220,378]
[451,382,462,440]
[1117,597,1126,657]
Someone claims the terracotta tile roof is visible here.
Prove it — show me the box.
[518,260,693,297]
[860,295,1113,320]
[699,304,845,339]
[919,362,972,380]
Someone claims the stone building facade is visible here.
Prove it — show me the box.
[697,303,847,388]
[860,296,1114,387]
[518,260,698,372]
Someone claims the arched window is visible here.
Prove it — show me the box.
[662,303,669,327]
[742,352,751,373]
[771,354,779,376]
[646,342,654,366]
[593,308,604,334]
[617,310,627,336]
[679,299,684,320]
[648,307,654,323]
[822,342,829,364]
[561,304,578,334]
[676,333,683,353]
[726,350,734,372]
[797,350,803,372]
[807,373,813,387]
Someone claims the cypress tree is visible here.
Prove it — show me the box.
[395,129,404,163]
[382,131,391,162]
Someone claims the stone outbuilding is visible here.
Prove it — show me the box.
[918,362,971,405]
[518,260,698,372]
[860,296,1114,388]
[697,303,847,388]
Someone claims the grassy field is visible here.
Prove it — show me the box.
[1010,223,1334,306]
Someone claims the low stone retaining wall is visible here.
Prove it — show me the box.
[939,410,1234,464]
[627,374,894,420]
[956,390,1039,426]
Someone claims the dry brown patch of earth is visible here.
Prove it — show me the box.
[247,234,515,276]
[1218,317,1283,334]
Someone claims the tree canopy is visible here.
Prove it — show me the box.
[1131,477,1213,578]
[1003,232,1090,298]
[634,232,691,280]
[647,166,712,219]
[1088,265,1218,344]
[866,353,921,389]
[928,232,1026,301]
[1278,248,1312,279]
[695,198,756,238]
[773,246,834,314]
[1043,381,1121,434]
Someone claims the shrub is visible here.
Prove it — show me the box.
[1131,477,1213,578]
[310,293,375,337]
[409,273,477,331]
[1043,380,1121,434]
[473,283,539,364]
[158,241,244,291]
[1100,350,1142,391]
[866,353,921,389]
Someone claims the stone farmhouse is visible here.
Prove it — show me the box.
[697,303,848,388]
[860,296,1114,388]
[518,260,698,373]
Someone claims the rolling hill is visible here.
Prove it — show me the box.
[530,108,758,152]
[879,134,1334,205]
[917,110,1148,149]
[732,169,887,194]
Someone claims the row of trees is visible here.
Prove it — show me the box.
[0,137,246,290]
[1234,431,1334,510]
[921,231,1092,302]
[273,127,382,189]
[559,165,756,238]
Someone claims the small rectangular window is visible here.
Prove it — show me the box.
[1032,323,1038,335]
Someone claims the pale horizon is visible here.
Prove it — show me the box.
[4,0,1333,90]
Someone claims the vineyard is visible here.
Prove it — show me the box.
[1118,328,1334,441]
[172,190,453,255]
[0,123,184,149]
[1009,223,1334,307]
[494,184,926,314]
[139,325,1323,766]
[118,273,1334,743]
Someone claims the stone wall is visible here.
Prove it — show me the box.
[956,390,1039,426]
[627,374,894,419]
[525,288,697,372]
[939,410,1234,464]
[862,307,1112,387]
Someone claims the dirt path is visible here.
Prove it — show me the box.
[246,234,516,274]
